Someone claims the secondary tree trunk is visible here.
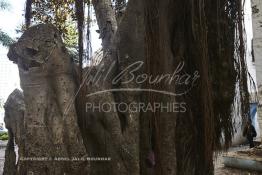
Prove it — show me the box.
[92,0,117,52]
[3,89,25,175]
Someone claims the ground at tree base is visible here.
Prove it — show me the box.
[0,141,260,175]
[214,145,262,175]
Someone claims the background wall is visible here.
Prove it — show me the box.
[252,0,262,142]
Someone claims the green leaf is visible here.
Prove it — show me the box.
[0,30,15,47]
[0,0,10,10]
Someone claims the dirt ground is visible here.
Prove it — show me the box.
[214,155,261,175]
[0,142,260,174]
[214,145,262,175]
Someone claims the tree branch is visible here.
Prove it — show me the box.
[75,0,85,81]
[92,0,117,52]
[25,0,32,28]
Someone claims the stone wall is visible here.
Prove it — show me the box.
[252,0,262,141]
[258,86,262,142]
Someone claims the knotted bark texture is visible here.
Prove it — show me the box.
[7,24,88,175]
[3,89,25,175]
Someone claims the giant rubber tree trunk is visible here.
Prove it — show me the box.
[5,0,249,174]
[143,0,248,175]
[75,0,143,174]
[8,24,89,175]
[143,1,179,174]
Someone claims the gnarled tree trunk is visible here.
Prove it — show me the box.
[8,24,89,175]
[3,89,25,175]
[5,0,248,175]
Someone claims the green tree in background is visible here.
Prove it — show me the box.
[29,0,79,48]
[0,0,9,9]
[0,0,14,47]
[0,30,14,47]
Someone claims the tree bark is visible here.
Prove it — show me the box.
[115,0,126,21]
[8,24,89,175]
[75,0,85,80]
[92,0,117,52]
[25,0,32,28]
[75,0,144,175]
[3,89,25,175]
[5,0,248,174]
[143,0,179,174]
